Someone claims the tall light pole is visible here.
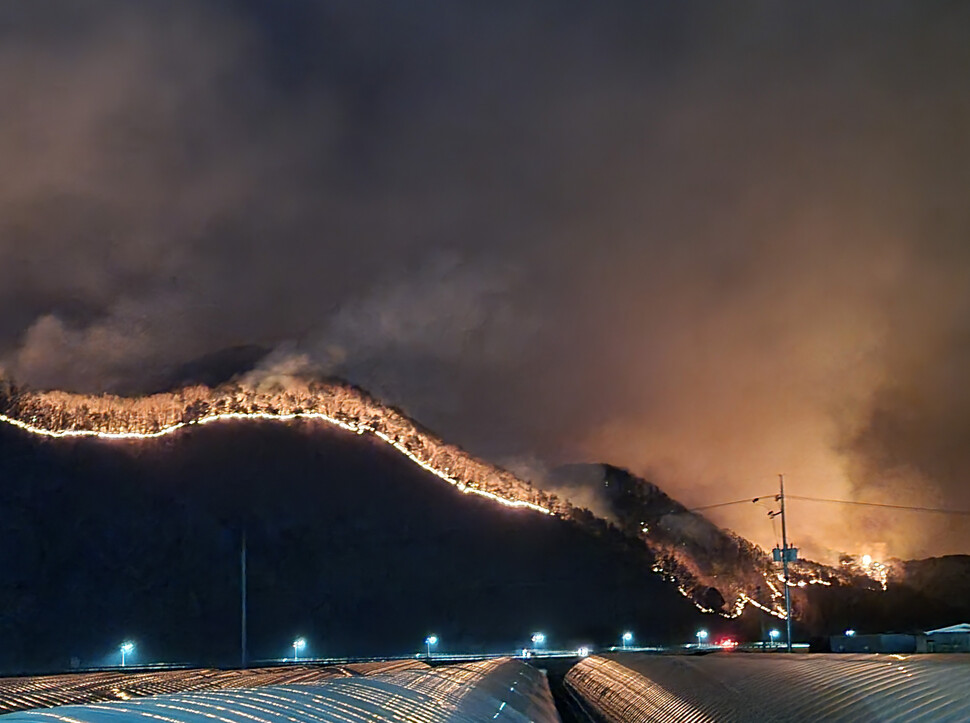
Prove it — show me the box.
[531,632,546,651]
[425,635,438,659]
[292,637,306,661]
[120,641,134,667]
[621,631,633,649]
[769,629,780,648]
[778,474,793,653]
[696,630,707,648]
[241,530,247,669]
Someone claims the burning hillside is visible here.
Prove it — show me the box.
[0,376,948,630]
[552,465,890,622]
[0,377,559,516]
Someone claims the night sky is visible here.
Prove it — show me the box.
[1,4,970,570]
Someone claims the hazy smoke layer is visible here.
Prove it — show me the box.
[2,1,969,560]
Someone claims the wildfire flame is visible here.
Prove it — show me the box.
[0,379,558,516]
[0,377,888,620]
[856,554,889,590]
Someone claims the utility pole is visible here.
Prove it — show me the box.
[241,530,248,668]
[778,474,793,653]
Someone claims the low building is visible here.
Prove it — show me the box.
[830,633,920,654]
[926,623,970,653]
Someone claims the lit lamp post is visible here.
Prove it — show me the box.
[621,631,633,649]
[425,635,438,659]
[696,630,708,648]
[531,632,546,652]
[769,629,780,648]
[292,637,306,661]
[120,641,134,667]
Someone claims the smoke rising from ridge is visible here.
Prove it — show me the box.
[2,2,969,559]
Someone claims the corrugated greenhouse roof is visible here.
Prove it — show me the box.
[0,662,428,714]
[565,652,970,722]
[0,658,559,723]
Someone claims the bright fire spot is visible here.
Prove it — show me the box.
[859,554,889,590]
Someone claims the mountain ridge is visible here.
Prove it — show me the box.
[554,463,970,636]
[2,376,968,633]
[0,377,559,516]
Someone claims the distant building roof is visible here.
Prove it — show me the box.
[926,623,970,634]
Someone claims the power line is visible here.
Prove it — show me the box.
[788,495,970,516]
[690,494,970,516]
[689,496,773,512]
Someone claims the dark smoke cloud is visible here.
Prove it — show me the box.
[2,1,969,559]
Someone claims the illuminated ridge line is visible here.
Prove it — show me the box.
[0,409,551,516]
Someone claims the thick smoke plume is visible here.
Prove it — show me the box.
[2,2,969,560]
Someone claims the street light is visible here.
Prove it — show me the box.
[696,630,708,647]
[292,637,306,661]
[425,635,438,659]
[769,629,780,647]
[845,629,856,637]
[622,631,634,649]
[120,641,134,667]
[531,632,546,648]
